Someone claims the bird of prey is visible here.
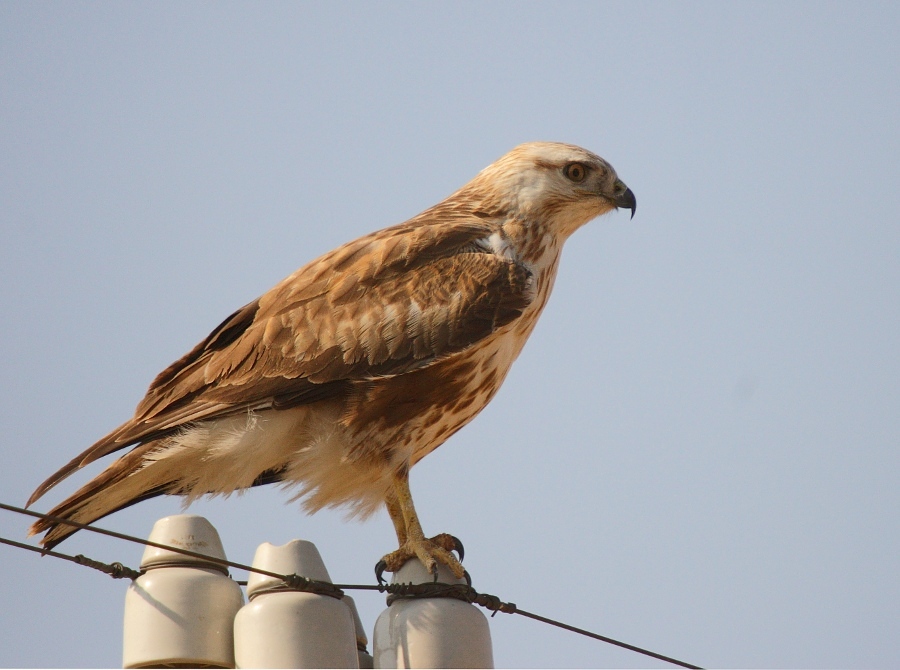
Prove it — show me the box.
[28,142,635,579]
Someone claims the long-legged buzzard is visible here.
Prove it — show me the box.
[29,142,635,579]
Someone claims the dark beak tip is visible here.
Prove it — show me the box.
[615,186,636,220]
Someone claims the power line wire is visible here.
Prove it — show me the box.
[0,534,141,580]
[512,607,701,669]
[1,501,702,669]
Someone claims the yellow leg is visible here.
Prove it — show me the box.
[378,469,464,580]
[384,489,408,545]
[393,469,427,543]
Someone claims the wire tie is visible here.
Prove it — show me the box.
[267,573,344,599]
[73,554,142,580]
[473,592,517,616]
[380,581,519,615]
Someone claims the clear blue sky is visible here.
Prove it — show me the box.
[1,2,897,667]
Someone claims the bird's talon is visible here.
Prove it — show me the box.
[375,559,387,585]
[377,533,467,583]
[450,535,465,562]
[463,569,472,587]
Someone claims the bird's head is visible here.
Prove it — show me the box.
[465,141,635,239]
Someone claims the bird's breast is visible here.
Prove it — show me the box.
[341,258,558,468]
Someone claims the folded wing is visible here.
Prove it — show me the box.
[28,214,534,523]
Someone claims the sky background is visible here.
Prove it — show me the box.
[1,2,898,668]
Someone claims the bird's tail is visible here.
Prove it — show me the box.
[28,442,174,549]
[28,412,306,549]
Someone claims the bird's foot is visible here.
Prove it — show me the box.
[376,533,465,584]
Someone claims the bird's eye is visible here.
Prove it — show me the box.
[564,162,587,183]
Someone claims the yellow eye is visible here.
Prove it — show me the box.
[564,162,587,183]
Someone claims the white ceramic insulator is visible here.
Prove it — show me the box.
[344,595,374,669]
[372,560,494,669]
[122,515,244,669]
[233,539,358,669]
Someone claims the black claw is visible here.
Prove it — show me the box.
[430,562,439,583]
[463,570,472,587]
[375,559,387,586]
[450,535,465,562]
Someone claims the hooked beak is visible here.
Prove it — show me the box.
[613,180,636,219]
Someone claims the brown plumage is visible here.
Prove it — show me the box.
[28,141,635,577]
